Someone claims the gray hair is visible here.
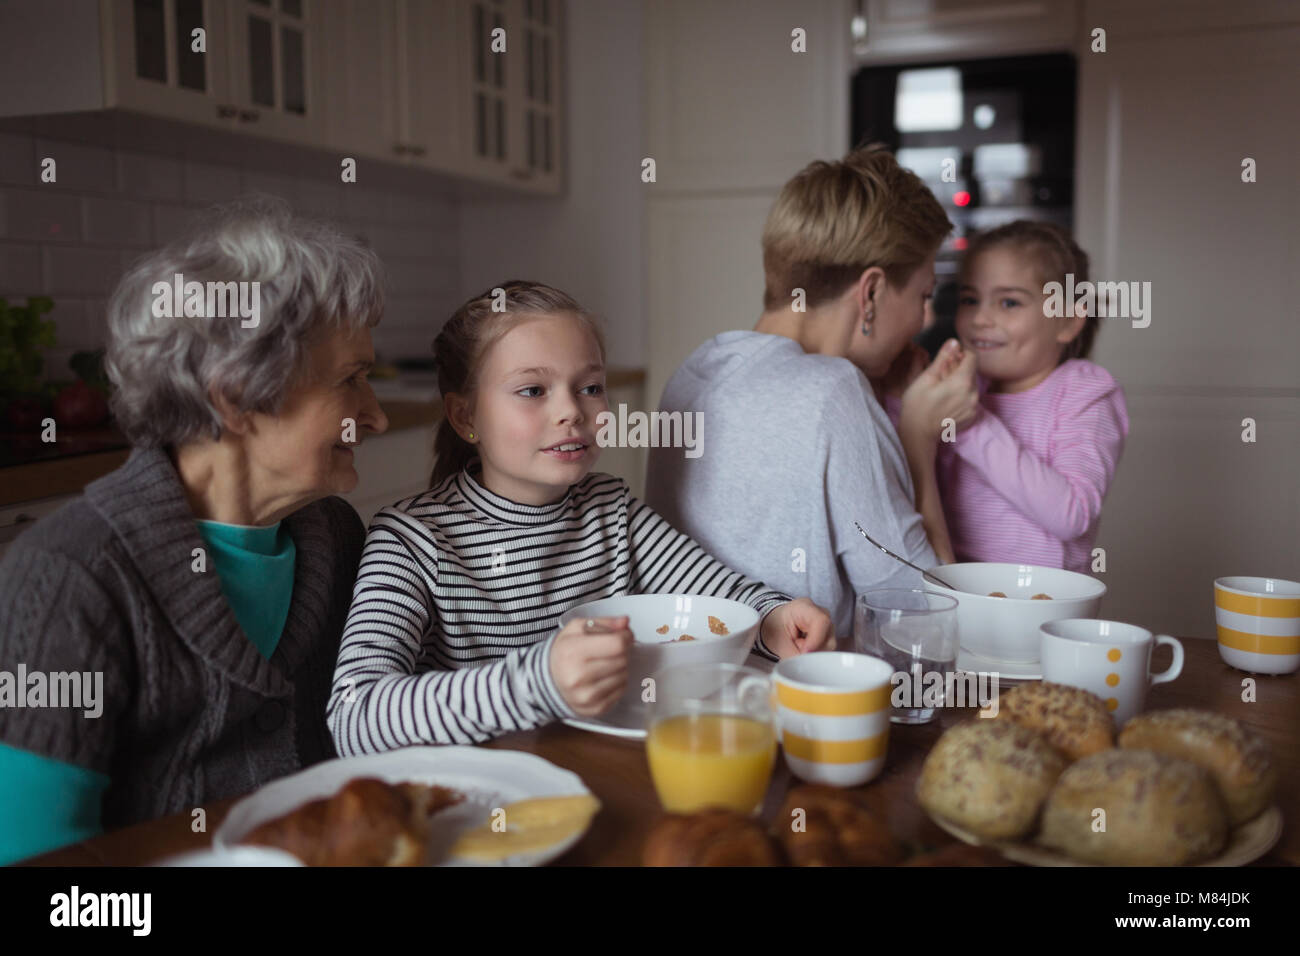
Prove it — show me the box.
[106,195,384,448]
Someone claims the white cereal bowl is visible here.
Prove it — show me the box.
[559,594,760,724]
[922,563,1107,663]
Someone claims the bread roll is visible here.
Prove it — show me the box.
[997,681,1114,760]
[1039,749,1228,865]
[643,810,785,866]
[776,785,904,866]
[242,777,462,866]
[917,721,1068,840]
[1118,709,1276,826]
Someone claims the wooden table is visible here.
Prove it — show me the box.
[26,638,1297,866]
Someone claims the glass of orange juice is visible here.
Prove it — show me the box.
[646,663,777,815]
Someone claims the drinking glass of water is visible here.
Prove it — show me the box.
[854,589,959,724]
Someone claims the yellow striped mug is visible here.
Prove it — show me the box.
[1214,576,1300,675]
[773,652,892,787]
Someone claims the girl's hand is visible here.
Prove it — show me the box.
[549,615,634,717]
[899,340,979,442]
[760,598,836,659]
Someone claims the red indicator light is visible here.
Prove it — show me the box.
[953,191,971,207]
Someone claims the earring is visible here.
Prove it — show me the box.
[467,432,475,440]
[861,308,874,336]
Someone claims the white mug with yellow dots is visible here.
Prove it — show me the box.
[1039,620,1184,727]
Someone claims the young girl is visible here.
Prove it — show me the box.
[938,220,1129,572]
[327,281,833,752]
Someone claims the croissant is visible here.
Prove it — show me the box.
[241,777,462,866]
[643,809,786,866]
[776,785,904,866]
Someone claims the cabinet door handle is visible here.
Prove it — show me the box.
[217,104,238,118]
[409,145,427,157]
[239,109,260,122]
[393,143,410,155]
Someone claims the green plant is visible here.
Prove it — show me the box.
[70,348,109,390]
[0,296,57,398]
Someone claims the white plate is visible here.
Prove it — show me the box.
[153,846,304,867]
[957,646,1042,682]
[930,805,1283,867]
[563,713,647,739]
[214,746,593,867]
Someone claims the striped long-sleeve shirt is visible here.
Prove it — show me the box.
[327,467,791,752]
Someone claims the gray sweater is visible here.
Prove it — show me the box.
[646,331,937,636]
[0,447,364,830]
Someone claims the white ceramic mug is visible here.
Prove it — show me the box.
[1039,619,1183,726]
[1213,576,1300,675]
[772,652,892,787]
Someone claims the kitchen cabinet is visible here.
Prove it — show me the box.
[645,0,846,194]
[394,0,467,172]
[343,424,436,527]
[104,0,326,145]
[0,0,565,195]
[460,0,564,193]
[319,0,400,159]
[851,0,1078,64]
[103,0,232,126]
[222,0,325,145]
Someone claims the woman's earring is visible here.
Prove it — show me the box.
[861,308,874,336]
[467,432,475,441]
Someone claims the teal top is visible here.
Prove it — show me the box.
[194,518,297,660]
[0,518,296,865]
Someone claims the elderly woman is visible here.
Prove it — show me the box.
[0,197,388,864]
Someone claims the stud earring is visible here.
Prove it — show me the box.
[467,432,475,440]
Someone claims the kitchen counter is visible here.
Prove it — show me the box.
[0,399,440,508]
[0,369,645,508]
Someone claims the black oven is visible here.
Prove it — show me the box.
[851,53,1077,353]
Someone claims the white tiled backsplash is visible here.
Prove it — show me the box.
[0,128,460,380]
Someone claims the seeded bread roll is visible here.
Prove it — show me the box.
[917,721,1068,840]
[1039,749,1228,865]
[1118,709,1276,826]
[997,682,1115,761]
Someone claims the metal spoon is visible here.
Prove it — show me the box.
[853,521,960,591]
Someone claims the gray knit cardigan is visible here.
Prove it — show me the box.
[0,446,364,830]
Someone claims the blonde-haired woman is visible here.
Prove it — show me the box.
[647,144,978,637]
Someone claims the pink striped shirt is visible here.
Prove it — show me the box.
[936,359,1129,572]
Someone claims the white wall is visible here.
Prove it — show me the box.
[643,0,850,411]
[0,114,459,377]
[1076,0,1300,638]
[458,0,646,368]
[458,0,647,495]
